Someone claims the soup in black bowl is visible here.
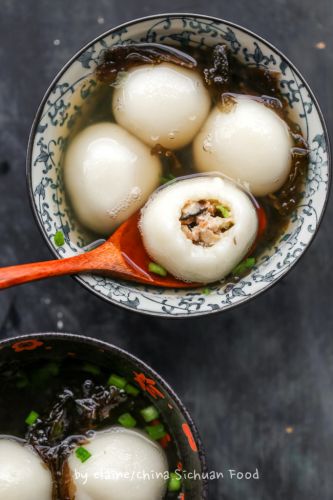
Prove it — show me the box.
[0,333,206,499]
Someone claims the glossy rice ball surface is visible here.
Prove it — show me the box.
[193,97,293,196]
[0,439,52,500]
[68,427,168,500]
[112,63,211,150]
[140,175,258,283]
[64,122,161,235]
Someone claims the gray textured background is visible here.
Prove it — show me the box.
[0,0,332,498]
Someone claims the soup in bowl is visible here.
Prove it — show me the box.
[0,332,207,499]
[27,14,330,317]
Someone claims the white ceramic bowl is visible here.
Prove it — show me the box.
[27,13,330,317]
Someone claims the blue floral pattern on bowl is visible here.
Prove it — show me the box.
[28,14,330,317]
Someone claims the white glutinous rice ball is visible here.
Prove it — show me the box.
[193,96,293,196]
[140,175,258,283]
[64,122,162,235]
[68,427,168,500]
[112,63,211,150]
[0,439,52,500]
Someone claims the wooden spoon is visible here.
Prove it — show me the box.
[0,213,195,290]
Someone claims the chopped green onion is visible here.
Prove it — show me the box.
[148,262,167,277]
[232,257,256,276]
[107,373,127,389]
[31,362,59,387]
[202,287,211,295]
[168,472,182,492]
[25,410,39,426]
[140,405,159,423]
[125,383,140,396]
[145,423,167,441]
[83,363,101,376]
[160,173,175,185]
[216,205,230,218]
[118,412,137,428]
[54,230,65,247]
[75,446,92,463]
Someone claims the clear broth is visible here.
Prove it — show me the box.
[63,43,309,284]
[0,358,180,499]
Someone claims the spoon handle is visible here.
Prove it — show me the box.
[0,251,98,289]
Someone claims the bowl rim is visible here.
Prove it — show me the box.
[26,12,332,318]
[0,331,208,494]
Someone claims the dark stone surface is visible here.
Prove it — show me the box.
[0,1,332,498]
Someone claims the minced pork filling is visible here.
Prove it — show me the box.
[180,199,234,247]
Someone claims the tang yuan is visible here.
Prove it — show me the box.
[0,359,183,498]
[140,175,258,283]
[60,41,308,284]
[68,427,168,500]
[64,122,161,235]
[193,96,293,196]
[0,439,52,500]
[112,63,211,150]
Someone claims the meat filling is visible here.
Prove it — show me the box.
[180,199,234,246]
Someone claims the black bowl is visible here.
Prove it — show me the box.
[0,332,207,499]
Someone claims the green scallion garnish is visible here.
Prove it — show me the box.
[232,257,256,276]
[125,383,140,396]
[216,205,230,218]
[202,287,211,295]
[118,412,137,428]
[145,423,167,441]
[168,472,182,492]
[160,173,175,185]
[25,410,39,426]
[83,363,101,376]
[148,262,167,277]
[140,405,159,423]
[75,446,92,463]
[54,230,65,247]
[30,362,59,387]
[107,373,127,389]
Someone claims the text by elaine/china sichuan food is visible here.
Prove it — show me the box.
[63,43,308,285]
[0,358,184,499]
